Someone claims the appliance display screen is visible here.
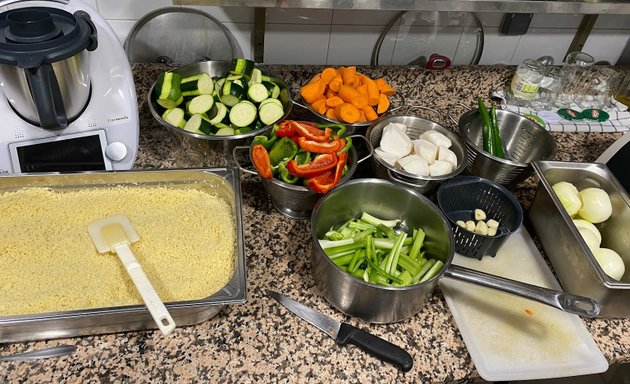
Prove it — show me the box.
[606,145,630,194]
[10,132,111,173]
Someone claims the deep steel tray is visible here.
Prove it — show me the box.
[0,168,246,342]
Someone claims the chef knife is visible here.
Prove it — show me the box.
[266,290,413,372]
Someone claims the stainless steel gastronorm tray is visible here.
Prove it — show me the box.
[0,168,246,342]
[529,161,630,318]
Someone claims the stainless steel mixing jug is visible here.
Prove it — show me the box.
[0,6,97,129]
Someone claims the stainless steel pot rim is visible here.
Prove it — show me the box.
[310,178,455,291]
[461,134,531,168]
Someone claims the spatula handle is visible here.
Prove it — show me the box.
[114,244,176,336]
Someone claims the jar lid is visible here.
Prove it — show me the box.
[0,7,97,68]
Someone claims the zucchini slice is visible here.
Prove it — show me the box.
[262,81,280,99]
[258,98,282,109]
[162,107,186,128]
[258,102,284,126]
[184,113,217,135]
[208,102,228,125]
[155,72,183,108]
[180,73,214,97]
[248,68,263,85]
[186,94,215,115]
[229,101,258,128]
[247,83,268,103]
[228,58,255,77]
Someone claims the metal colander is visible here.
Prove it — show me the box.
[457,109,557,186]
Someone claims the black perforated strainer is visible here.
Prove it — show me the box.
[436,175,523,259]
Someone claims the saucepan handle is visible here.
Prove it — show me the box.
[443,264,600,318]
[232,146,258,176]
[348,134,373,164]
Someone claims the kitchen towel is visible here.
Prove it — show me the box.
[492,90,630,133]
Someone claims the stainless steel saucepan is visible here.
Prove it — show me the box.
[310,178,600,324]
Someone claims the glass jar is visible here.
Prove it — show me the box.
[509,59,544,102]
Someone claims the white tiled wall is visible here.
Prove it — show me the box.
[89,0,630,66]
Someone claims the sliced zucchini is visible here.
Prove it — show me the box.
[228,58,255,77]
[155,72,183,108]
[248,68,263,86]
[258,98,282,109]
[186,94,214,115]
[247,83,268,103]
[180,73,214,97]
[162,107,186,128]
[215,125,236,136]
[258,102,284,126]
[262,81,280,99]
[184,113,217,135]
[229,101,258,128]
[208,102,228,125]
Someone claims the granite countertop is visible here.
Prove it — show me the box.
[1,64,629,383]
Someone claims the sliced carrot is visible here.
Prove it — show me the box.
[339,66,358,87]
[335,103,361,124]
[325,95,345,108]
[312,98,327,114]
[320,67,338,84]
[375,78,396,96]
[377,92,390,114]
[338,84,367,109]
[328,74,343,92]
[362,105,379,121]
[325,107,337,120]
[364,77,380,106]
[300,79,326,104]
[325,88,336,98]
[309,73,321,84]
[357,110,367,123]
[356,83,368,98]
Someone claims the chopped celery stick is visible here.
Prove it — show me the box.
[332,253,354,267]
[377,224,397,239]
[325,230,344,241]
[419,260,444,283]
[348,249,364,272]
[408,228,426,260]
[385,232,408,275]
[324,241,365,257]
[319,238,353,249]
[360,212,400,228]
[373,237,413,250]
[351,268,365,279]
[340,227,355,239]
[348,221,376,231]
[412,259,436,283]
[397,253,423,276]
[353,228,376,243]
[365,256,403,284]
[394,270,413,286]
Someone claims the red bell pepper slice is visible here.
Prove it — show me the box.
[297,137,345,154]
[293,121,332,143]
[251,144,273,179]
[275,120,297,137]
[287,152,338,178]
[306,151,348,194]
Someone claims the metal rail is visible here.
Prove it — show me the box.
[173,0,630,15]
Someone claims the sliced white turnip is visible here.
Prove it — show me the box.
[380,125,413,158]
[428,160,453,176]
[437,145,458,168]
[420,130,452,148]
[396,154,429,176]
[412,139,437,164]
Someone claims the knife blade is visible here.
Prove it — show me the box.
[266,290,413,372]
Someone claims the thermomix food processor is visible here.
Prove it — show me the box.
[0,0,139,173]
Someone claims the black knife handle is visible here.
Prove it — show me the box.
[336,323,413,372]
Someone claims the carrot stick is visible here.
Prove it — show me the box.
[339,66,358,87]
[377,93,390,114]
[365,77,380,106]
[312,98,327,114]
[300,79,326,104]
[328,74,343,92]
[320,67,338,84]
[325,95,345,108]
[375,78,396,96]
[338,84,368,109]
[335,103,361,124]
[362,105,379,121]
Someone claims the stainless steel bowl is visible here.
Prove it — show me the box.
[148,61,293,166]
[365,114,467,194]
[233,136,371,219]
[458,109,557,186]
[530,161,630,318]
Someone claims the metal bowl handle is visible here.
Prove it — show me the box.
[232,146,258,176]
[386,168,431,188]
[349,134,373,164]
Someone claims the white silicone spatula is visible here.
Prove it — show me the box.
[88,214,176,336]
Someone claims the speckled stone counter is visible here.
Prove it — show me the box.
[1,64,629,383]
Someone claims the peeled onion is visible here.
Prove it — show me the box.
[577,227,601,252]
[593,248,626,280]
[552,181,581,217]
[578,187,612,224]
[572,219,602,244]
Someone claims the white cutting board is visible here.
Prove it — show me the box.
[439,225,608,382]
